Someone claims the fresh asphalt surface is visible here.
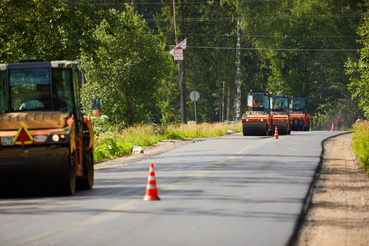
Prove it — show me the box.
[0,131,345,246]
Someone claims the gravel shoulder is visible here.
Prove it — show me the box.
[296,133,369,246]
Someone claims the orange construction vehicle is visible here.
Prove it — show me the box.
[0,59,100,195]
[289,97,310,131]
[242,92,273,136]
[270,94,290,135]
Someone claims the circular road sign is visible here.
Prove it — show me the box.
[190,91,200,101]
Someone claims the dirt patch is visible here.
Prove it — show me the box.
[94,139,200,172]
[296,133,369,246]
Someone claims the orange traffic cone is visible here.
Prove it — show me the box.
[331,122,335,131]
[274,126,279,139]
[143,163,160,201]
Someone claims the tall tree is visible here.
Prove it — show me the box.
[154,1,241,122]
[346,15,369,118]
[79,7,173,126]
[0,0,124,62]
[225,0,363,125]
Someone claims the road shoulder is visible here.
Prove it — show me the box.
[296,133,369,246]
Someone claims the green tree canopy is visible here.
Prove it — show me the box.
[0,0,95,62]
[346,16,369,118]
[79,7,174,126]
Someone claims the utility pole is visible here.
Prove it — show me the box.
[218,44,222,122]
[173,0,186,123]
[217,2,222,122]
[227,84,230,121]
[235,19,242,122]
[222,81,225,122]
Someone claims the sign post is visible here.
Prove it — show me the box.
[190,91,200,124]
[170,38,187,123]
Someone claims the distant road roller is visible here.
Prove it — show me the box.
[242,92,273,136]
[270,94,291,135]
[289,97,311,131]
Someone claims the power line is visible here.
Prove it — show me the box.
[177,45,358,52]
[154,32,359,38]
[86,0,296,5]
[147,13,363,22]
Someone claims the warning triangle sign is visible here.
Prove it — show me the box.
[14,126,33,145]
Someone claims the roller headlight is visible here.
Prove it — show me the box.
[52,134,60,142]
[45,130,71,144]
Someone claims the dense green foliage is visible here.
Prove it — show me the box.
[1,0,369,128]
[351,121,369,173]
[3,0,369,164]
[224,0,363,127]
[155,1,240,123]
[346,15,369,119]
[0,0,99,62]
[132,0,365,127]
[79,7,173,126]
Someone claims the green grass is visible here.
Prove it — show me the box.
[93,122,242,162]
[351,121,369,174]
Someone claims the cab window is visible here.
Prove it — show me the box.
[9,68,51,111]
[52,68,75,114]
[0,70,7,113]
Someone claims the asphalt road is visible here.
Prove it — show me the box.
[0,131,346,246]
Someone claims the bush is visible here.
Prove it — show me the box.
[91,115,120,137]
[351,121,369,174]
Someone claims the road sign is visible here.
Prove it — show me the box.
[177,38,187,49]
[14,126,33,145]
[190,91,200,101]
[169,38,187,59]
[174,49,183,60]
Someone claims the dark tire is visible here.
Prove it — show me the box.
[281,125,288,135]
[242,124,269,136]
[62,154,76,195]
[304,122,310,131]
[292,121,297,131]
[280,125,288,135]
[82,151,94,189]
[243,125,247,136]
[298,121,304,131]
[78,141,94,190]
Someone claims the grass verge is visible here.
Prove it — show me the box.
[351,121,369,174]
[93,122,242,163]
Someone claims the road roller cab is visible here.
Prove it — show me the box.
[0,59,98,195]
[289,97,311,131]
[270,94,291,135]
[242,92,272,136]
